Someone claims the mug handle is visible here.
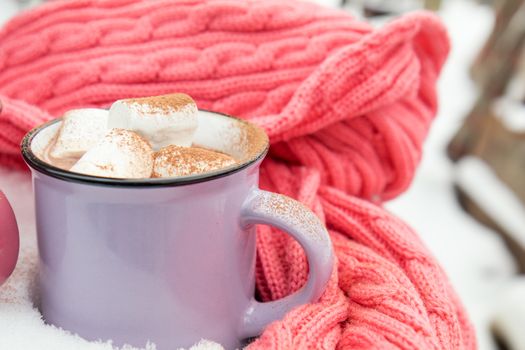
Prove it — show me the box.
[0,191,19,287]
[239,188,334,338]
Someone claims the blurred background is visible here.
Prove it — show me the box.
[1,0,524,349]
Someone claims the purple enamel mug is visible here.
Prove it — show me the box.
[21,110,334,350]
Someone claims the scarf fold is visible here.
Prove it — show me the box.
[0,1,475,348]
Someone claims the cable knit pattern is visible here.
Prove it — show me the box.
[0,1,475,349]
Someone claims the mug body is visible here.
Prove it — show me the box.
[22,111,270,350]
[32,164,259,349]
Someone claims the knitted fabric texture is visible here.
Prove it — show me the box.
[0,1,475,349]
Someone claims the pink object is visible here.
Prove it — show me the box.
[0,191,19,286]
[0,1,475,349]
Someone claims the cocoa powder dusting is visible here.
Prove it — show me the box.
[153,145,236,177]
[251,191,328,244]
[38,93,269,179]
[233,119,269,163]
[110,128,152,154]
[95,164,115,172]
[125,93,195,113]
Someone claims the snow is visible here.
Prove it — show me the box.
[0,1,18,26]
[497,74,525,132]
[492,278,525,350]
[456,156,525,249]
[307,0,342,8]
[0,1,522,350]
[493,97,525,132]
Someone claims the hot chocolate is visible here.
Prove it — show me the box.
[38,93,238,179]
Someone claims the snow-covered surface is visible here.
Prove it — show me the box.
[0,1,18,26]
[493,97,525,132]
[456,156,525,249]
[351,0,423,13]
[307,0,342,8]
[498,73,525,132]
[0,1,521,350]
[492,278,525,350]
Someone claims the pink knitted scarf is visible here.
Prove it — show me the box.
[0,1,475,348]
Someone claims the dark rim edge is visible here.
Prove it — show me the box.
[21,111,269,188]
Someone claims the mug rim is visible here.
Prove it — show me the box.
[21,110,269,188]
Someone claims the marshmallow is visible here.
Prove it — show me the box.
[153,145,236,178]
[70,129,153,179]
[108,93,198,150]
[50,108,109,159]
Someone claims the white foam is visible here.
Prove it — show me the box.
[70,129,153,179]
[192,111,245,160]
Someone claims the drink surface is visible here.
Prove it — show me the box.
[38,93,238,179]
